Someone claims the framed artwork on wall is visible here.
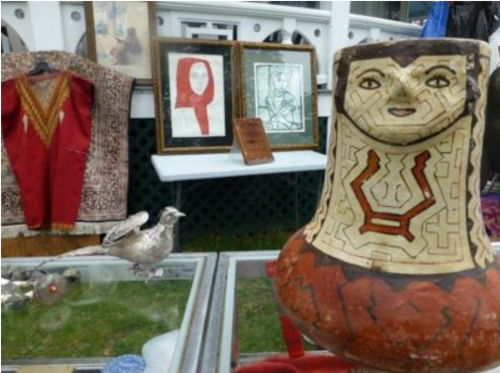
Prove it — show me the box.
[154,38,237,154]
[84,1,156,85]
[238,42,319,150]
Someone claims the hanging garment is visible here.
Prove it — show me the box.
[1,71,94,231]
[421,1,449,38]
[1,51,134,238]
[446,1,500,41]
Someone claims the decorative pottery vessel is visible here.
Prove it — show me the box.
[276,39,500,373]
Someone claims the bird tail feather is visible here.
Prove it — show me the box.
[35,245,108,270]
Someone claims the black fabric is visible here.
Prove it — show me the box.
[446,2,500,42]
[481,67,500,188]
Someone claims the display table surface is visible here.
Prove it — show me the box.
[151,150,327,182]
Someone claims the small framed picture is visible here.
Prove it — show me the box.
[154,38,237,154]
[239,42,319,150]
[84,1,157,85]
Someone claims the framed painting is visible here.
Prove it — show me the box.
[154,38,237,154]
[84,1,156,85]
[238,42,319,150]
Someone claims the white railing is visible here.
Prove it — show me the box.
[1,1,425,120]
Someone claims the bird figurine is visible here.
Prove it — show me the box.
[36,207,185,279]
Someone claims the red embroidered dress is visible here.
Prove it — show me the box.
[1,72,94,231]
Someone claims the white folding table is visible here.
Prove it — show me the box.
[152,151,327,182]
[151,151,328,249]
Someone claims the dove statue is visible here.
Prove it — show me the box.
[36,207,185,279]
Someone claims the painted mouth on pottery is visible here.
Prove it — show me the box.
[388,108,416,117]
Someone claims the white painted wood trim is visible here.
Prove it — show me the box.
[350,13,422,35]
[157,1,332,23]
[29,1,65,50]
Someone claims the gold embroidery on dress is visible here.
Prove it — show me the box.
[30,79,59,108]
[15,73,70,148]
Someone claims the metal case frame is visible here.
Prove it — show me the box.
[202,250,280,373]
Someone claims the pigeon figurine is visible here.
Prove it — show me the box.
[36,207,185,279]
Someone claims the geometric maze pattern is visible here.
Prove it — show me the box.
[304,47,496,275]
[351,149,435,242]
[468,51,496,267]
[307,115,493,275]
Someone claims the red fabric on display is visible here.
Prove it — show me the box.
[234,362,299,373]
[233,355,355,373]
[1,72,93,231]
[281,315,306,358]
[175,57,215,135]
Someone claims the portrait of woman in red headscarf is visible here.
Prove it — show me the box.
[169,54,226,138]
[156,39,236,154]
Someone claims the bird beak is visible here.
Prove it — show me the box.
[175,212,186,218]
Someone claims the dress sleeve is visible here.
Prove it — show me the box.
[2,80,17,134]
[1,79,22,144]
[70,74,94,140]
[1,79,24,166]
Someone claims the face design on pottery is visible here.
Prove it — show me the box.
[305,42,495,274]
[344,55,467,144]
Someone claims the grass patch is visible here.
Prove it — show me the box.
[236,278,321,354]
[3,277,289,359]
[236,278,285,353]
[2,280,192,359]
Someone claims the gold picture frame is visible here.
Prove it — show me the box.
[238,42,319,151]
[154,37,238,154]
[84,1,157,86]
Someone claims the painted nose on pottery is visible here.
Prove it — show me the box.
[391,77,415,102]
[275,39,500,373]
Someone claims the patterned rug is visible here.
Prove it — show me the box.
[2,51,134,237]
[482,193,500,242]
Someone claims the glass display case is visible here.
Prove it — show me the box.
[203,250,323,373]
[2,253,217,373]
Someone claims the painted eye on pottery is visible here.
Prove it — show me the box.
[424,65,456,89]
[276,39,499,373]
[359,77,381,90]
[426,74,451,88]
